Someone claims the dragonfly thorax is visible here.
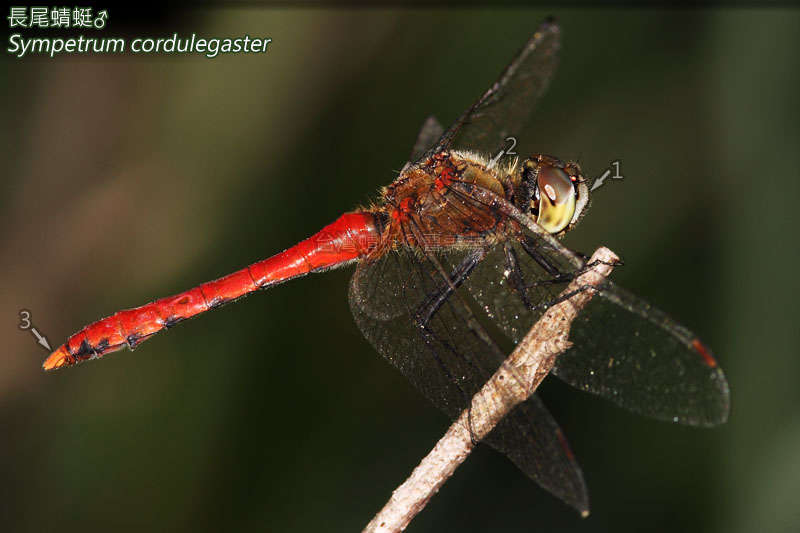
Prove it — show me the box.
[379,150,589,253]
[377,151,516,251]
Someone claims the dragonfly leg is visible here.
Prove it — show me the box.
[411,246,504,446]
[503,242,535,311]
[415,324,483,445]
[414,248,487,328]
[540,285,598,311]
[571,248,625,268]
[520,236,621,289]
[520,236,575,282]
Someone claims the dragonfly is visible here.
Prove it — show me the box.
[43,19,729,513]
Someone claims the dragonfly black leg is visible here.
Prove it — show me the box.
[503,242,535,311]
[415,248,487,328]
[520,236,575,282]
[415,324,483,444]
[520,236,620,289]
[411,246,508,445]
[571,248,624,267]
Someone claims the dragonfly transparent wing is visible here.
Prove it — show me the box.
[553,281,730,427]
[348,240,588,512]
[408,116,445,164]
[465,234,730,427]
[422,18,561,160]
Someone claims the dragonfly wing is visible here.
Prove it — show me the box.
[350,247,497,416]
[408,116,445,164]
[348,243,588,512]
[464,240,578,344]
[465,234,730,427]
[486,395,587,512]
[552,280,730,427]
[422,18,561,160]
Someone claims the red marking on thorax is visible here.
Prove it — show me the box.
[391,197,415,222]
[431,152,459,191]
[435,167,456,191]
[691,338,718,368]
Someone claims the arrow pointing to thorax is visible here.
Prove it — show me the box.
[489,149,505,168]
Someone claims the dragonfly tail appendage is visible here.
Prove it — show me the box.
[43,212,379,371]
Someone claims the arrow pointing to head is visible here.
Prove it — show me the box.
[591,169,611,192]
[30,327,52,351]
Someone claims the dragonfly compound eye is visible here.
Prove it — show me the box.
[535,165,577,234]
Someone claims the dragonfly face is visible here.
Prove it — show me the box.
[519,155,589,236]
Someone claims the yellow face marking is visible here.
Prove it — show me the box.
[535,166,577,234]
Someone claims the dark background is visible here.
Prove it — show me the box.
[2,7,799,532]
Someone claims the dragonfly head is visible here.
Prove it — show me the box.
[520,155,589,235]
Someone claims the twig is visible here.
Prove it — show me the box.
[363,247,620,533]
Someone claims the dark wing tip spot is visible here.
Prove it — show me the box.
[691,338,718,368]
[555,428,576,462]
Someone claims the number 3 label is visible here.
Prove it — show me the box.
[18,310,31,330]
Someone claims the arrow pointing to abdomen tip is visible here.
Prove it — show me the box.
[30,327,51,351]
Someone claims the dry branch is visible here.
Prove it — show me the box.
[363,246,620,533]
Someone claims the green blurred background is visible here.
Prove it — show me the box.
[2,7,799,532]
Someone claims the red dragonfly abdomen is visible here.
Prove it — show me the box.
[43,212,380,371]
